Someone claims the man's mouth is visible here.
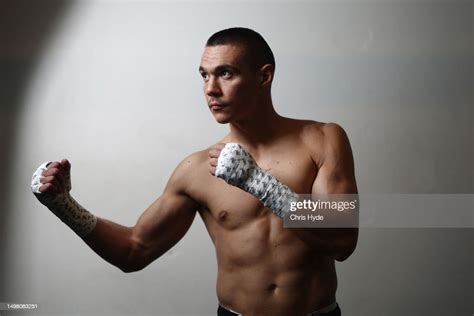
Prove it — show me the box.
[209,101,225,109]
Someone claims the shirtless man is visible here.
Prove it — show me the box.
[31,27,358,316]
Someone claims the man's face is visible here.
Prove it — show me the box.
[199,44,260,124]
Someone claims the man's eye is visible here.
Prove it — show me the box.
[201,73,209,80]
[222,71,232,78]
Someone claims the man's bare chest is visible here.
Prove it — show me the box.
[191,147,318,228]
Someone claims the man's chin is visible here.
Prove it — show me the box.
[212,113,232,124]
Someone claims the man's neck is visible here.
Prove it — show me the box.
[228,102,286,148]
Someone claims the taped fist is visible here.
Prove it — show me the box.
[31,159,96,238]
[31,159,72,195]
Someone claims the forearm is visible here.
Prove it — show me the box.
[83,218,148,272]
[295,193,359,260]
[31,161,146,272]
[39,195,146,272]
[292,227,358,261]
[294,194,359,260]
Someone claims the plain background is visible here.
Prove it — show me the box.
[0,0,472,315]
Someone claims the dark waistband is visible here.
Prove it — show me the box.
[218,302,340,316]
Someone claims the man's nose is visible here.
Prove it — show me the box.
[205,77,222,97]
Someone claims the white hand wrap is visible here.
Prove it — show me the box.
[31,161,97,238]
[215,143,299,219]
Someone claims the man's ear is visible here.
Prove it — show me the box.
[259,64,274,87]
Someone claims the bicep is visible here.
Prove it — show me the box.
[312,123,357,195]
[132,191,197,259]
[131,162,200,264]
[310,123,359,260]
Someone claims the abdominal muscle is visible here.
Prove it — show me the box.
[206,211,338,316]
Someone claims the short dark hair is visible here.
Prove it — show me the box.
[206,27,275,71]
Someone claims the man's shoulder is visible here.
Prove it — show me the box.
[175,149,209,173]
[166,148,212,194]
[296,120,351,165]
[298,120,348,143]
[295,119,341,134]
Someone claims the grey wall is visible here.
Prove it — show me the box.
[1,1,472,315]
